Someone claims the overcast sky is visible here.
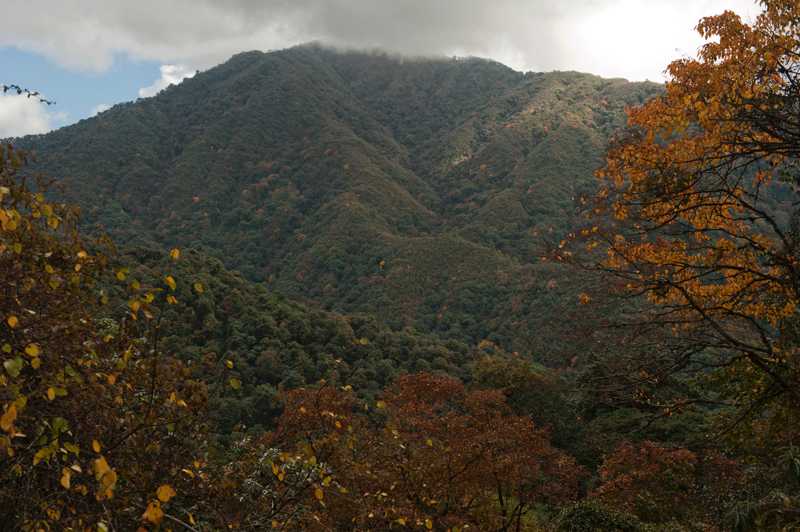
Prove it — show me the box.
[1,0,761,137]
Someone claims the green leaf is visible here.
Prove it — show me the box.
[3,357,23,378]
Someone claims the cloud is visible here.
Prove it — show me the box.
[0,0,763,81]
[91,103,111,116]
[0,94,64,138]
[138,64,196,98]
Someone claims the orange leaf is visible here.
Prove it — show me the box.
[60,468,71,489]
[0,404,17,432]
[156,484,176,503]
[142,500,164,524]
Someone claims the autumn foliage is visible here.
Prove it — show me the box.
[0,144,208,529]
[262,374,584,531]
[558,0,800,447]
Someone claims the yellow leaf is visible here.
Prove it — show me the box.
[193,282,204,294]
[225,359,234,369]
[166,295,178,305]
[47,387,56,401]
[169,248,181,261]
[92,439,102,453]
[64,442,79,454]
[376,400,387,409]
[396,517,407,526]
[322,476,332,486]
[115,269,127,281]
[100,469,117,498]
[426,438,433,447]
[426,518,433,529]
[94,456,110,478]
[33,446,52,465]
[94,457,117,500]
[30,357,41,369]
[6,315,18,328]
[1,404,17,432]
[165,275,177,291]
[142,500,164,524]
[60,468,71,489]
[314,486,324,501]
[25,343,40,357]
[77,250,88,259]
[156,484,176,502]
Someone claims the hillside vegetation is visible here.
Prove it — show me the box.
[21,45,661,358]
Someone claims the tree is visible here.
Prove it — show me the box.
[556,500,643,532]
[591,441,744,527]
[266,374,584,531]
[565,0,800,446]
[592,441,697,523]
[0,144,208,529]
[1,83,56,105]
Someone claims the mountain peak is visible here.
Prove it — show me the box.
[23,45,660,355]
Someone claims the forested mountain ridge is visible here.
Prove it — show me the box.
[20,44,661,357]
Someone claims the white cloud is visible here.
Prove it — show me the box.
[562,0,761,81]
[0,0,764,81]
[137,64,196,98]
[91,103,112,116]
[0,94,62,138]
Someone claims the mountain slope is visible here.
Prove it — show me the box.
[22,44,661,357]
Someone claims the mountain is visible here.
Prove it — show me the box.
[22,44,661,359]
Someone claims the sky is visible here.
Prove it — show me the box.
[1,0,761,138]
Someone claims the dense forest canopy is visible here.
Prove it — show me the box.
[2,0,800,530]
